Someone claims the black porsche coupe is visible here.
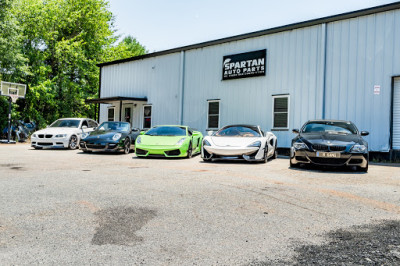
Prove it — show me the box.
[290,120,369,172]
[79,121,140,154]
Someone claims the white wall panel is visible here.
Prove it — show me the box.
[182,25,323,147]
[324,9,400,151]
[99,53,182,126]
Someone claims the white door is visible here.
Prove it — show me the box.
[393,77,400,149]
[122,104,133,126]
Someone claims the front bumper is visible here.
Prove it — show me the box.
[31,137,69,148]
[79,140,123,152]
[135,144,188,158]
[202,146,264,161]
[290,148,368,168]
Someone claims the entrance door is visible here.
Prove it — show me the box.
[124,106,132,126]
[393,77,400,149]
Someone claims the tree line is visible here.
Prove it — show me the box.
[0,0,147,130]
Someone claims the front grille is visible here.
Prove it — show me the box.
[310,157,348,165]
[135,148,147,155]
[38,134,44,138]
[45,134,53,138]
[165,149,181,156]
[330,145,346,151]
[247,150,259,158]
[86,144,106,149]
[312,144,328,151]
[312,144,346,152]
[37,142,52,146]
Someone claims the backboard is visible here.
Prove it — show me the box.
[0,81,26,98]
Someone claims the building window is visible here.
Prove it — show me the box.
[143,105,152,129]
[207,100,220,129]
[108,108,115,121]
[272,95,289,129]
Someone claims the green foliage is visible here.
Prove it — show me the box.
[0,0,29,81]
[104,35,147,62]
[0,0,147,130]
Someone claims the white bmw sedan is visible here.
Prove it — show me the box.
[201,124,278,163]
[31,118,97,150]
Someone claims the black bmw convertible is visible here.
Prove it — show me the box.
[79,121,140,154]
[290,120,369,172]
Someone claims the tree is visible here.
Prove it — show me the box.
[0,0,147,130]
[0,0,29,131]
[103,35,147,62]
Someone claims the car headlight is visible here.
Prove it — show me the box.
[32,134,37,138]
[203,139,211,146]
[293,142,308,150]
[136,136,141,144]
[175,137,186,146]
[55,134,67,138]
[248,141,261,147]
[112,133,122,141]
[351,144,367,153]
[81,133,89,139]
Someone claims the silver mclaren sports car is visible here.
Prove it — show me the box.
[201,124,278,163]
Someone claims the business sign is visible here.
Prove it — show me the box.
[222,49,266,80]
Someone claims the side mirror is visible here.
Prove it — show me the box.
[140,131,146,135]
[82,125,88,130]
[361,131,369,136]
[292,129,300,134]
[207,131,214,136]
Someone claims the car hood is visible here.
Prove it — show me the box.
[84,130,123,140]
[34,127,80,135]
[209,136,261,147]
[299,133,365,146]
[139,135,186,146]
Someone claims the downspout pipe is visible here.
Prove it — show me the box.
[321,23,328,119]
[179,51,185,125]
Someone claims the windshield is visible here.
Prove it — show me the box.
[145,126,187,136]
[50,119,80,128]
[98,122,130,132]
[302,121,358,135]
[215,126,261,137]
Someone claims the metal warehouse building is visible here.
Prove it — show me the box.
[89,2,400,156]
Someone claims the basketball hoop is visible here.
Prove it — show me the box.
[10,95,19,103]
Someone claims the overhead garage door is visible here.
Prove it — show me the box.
[393,77,400,149]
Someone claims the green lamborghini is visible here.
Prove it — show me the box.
[135,125,203,158]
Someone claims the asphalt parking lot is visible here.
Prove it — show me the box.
[1,144,400,265]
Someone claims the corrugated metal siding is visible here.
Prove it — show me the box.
[182,25,324,147]
[98,8,400,151]
[393,77,400,149]
[324,9,400,151]
[100,53,182,126]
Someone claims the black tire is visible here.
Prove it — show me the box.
[272,143,278,159]
[262,147,268,163]
[123,138,130,154]
[33,146,42,150]
[69,135,78,150]
[186,143,193,159]
[290,158,298,168]
[359,162,368,173]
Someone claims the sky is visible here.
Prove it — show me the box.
[108,0,399,52]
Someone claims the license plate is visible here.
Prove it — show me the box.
[316,152,340,158]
